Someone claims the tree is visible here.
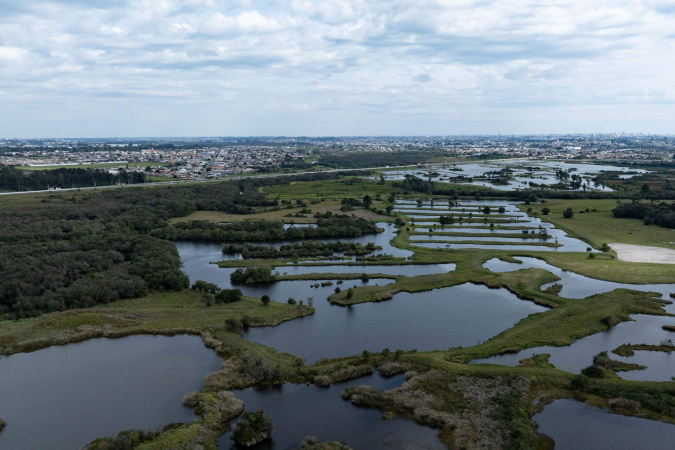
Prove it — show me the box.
[362,195,372,209]
[497,206,506,213]
[541,207,550,215]
[562,208,574,218]
[641,184,651,194]
[482,206,491,214]
[261,295,270,305]
[231,410,274,447]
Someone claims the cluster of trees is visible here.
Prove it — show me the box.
[231,410,274,447]
[230,267,274,284]
[0,165,146,191]
[222,241,379,259]
[190,280,243,303]
[0,171,369,318]
[613,202,675,228]
[152,215,380,242]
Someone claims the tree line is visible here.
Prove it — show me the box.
[0,171,373,318]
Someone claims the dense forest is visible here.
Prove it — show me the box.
[151,215,379,242]
[222,241,380,259]
[0,172,375,318]
[0,165,146,191]
[613,202,675,228]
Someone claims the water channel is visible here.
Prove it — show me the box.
[0,335,222,450]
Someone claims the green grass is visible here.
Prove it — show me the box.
[0,290,313,356]
[522,199,675,250]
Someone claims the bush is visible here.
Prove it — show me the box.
[346,288,354,299]
[225,318,243,333]
[287,298,297,305]
[216,288,243,303]
[261,295,270,305]
[231,410,274,447]
[562,208,574,218]
[570,374,589,390]
[581,365,607,378]
[541,207,550,215]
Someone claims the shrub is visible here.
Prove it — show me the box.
[225,318,243,333]
[570,374,589,390]
[541,207,550,215]
[562,208,574,218]
[581,365,607,378]
[216,288,243,303]
[334,287,341,294]
[346,288,354,299]
[231,410,274,447]
[261,295,270,305]
[287,297,297,305]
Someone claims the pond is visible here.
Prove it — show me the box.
[0,335,222,449]
[483,257,675,299]
[377,160,646,192]
[398,200,595,252]
[471,314,675,381]
[218,372,443,449]
[243,283,547,363]
[533,399,675,449]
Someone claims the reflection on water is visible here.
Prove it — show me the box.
[533,399,675,450]
[218,372,443,449]
[0,335,222,449]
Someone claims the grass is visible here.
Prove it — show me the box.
[0,290,313,356]
[521,199,675,250]
[169,199,389,224]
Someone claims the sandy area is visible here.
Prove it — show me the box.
[609,243,675,264]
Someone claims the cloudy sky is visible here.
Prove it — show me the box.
[1,0,674,137]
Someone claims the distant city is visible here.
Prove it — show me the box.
[1,135,674,182]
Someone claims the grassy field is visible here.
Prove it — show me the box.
[521,199,675,250]
[170,199,390,224]
[0,290,313,356]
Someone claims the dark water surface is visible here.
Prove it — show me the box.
[243,283,547,363]
[0,335,222,450]
[533,399,675,449]
[218,372,443,449]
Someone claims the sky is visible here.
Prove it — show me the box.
[0,0,674,138]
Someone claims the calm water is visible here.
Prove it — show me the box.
[0,335,222,450]
[533,399,675,449]
[471,314,675,381]
[218,372,443,449]
[398,200,595,252]
[243,283,547,363]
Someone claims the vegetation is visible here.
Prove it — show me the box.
[0,164,146,191]
[84,429,161,450]
[223,241,380,259]
[612,342,675,357]
[154,214,380,242]
[231,410,274,447]
[613,201,675,229]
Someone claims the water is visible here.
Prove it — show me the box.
[218,373,443,449]
[174,240,454,305]
[476,256,675,380]
[377,161,646,192]
[398,200,595,252]
[471,314,675,381]
[483,257,675,299]
[533,399,675,449]
[0,335,222,450]
[243,283,547,363]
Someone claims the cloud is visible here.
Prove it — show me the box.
[0,0,674,137]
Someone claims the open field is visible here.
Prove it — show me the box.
[520,199,675,250]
